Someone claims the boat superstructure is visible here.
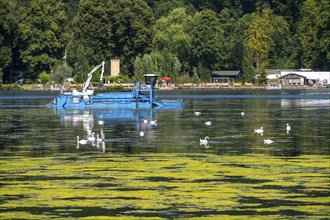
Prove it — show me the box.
[47,62,184,109]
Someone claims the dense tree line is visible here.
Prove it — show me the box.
[0,0,329,85]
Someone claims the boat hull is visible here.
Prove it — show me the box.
[48,93,184,109]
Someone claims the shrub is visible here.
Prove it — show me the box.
[39,72,50,85]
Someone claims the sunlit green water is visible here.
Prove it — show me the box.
[0,89,329,219]
[1,154,329,219]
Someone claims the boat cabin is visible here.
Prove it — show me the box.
[144,74,158,88]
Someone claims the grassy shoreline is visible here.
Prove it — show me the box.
[0,83,327,91]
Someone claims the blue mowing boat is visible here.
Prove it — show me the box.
[47,62,184,109]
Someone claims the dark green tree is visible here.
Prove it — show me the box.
[70,0,114,67]
[242,45,256,83]
[316,0,330,69]
[245,8,274,74]
[0,0,18,83]
[111,0,154,75]
[152,7,192,69]
[191,9,224,70]
[218,8,238,70]
[295,0,320,68]
[133,50,181,82]
[19,0,68,78]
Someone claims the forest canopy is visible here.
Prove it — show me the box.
[0,0,329,84]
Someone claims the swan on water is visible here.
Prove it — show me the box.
[139,131,145,137]
[87,132,96,142]
[150,120,157,125]
[286,123,291,133]
[254,127,264,135]
[143,119,148,123]
[77,136,88,145]
[241,112,244,116]
[205,121,211,126]
[195,112,201,116]
[96,133,103,143]
[76,136,88,148]
[200,136,210,146]
[98,120,104,125]
[264,139,274,144]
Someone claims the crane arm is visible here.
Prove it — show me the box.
[82,61,105,94]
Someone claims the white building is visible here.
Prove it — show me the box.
[266,69,330,86]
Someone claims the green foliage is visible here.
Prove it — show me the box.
[111,0,154,75]
[133,54,155,82]
[0,0,18,82]
[245,8,274,73]
[19,0,68,77]
[318,0,330,69]
[178,73,191,84]
[0,83,22,91]
[152,7,192,64]
[242,45,256,83]
[71,0,114,66]
[133,50,181,82]
[191,9,224,70]
[107,85,124,90]
[295,0,320,68]
[112,74,132,83]
[1,0,329,84]
[196,62,210,82]
[39,71,50,85]
[51,61,73,83]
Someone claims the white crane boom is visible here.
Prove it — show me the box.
[82,61,105,95]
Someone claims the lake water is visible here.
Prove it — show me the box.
[0,89,329,219]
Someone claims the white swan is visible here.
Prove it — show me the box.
[98,120,104,125]
[195,112,201,116]
[286,123,291,133]
[200,136,210,146]
[254,127,264,134]
[87,132,95,142]
[150,120,157,125]
[77,136,88,145]
[76,136,88,148]
[241,112,245,116]
[139,131,144,137]
[205,121,211,126]
[264,139,274,144]
[254,127,264,136]
[96,133,103,143]
[143,119,148,123]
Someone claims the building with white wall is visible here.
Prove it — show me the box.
[266,69,330,86]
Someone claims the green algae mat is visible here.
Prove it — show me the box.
[1,153,329,219]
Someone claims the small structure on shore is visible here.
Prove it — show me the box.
[210,71,241,83]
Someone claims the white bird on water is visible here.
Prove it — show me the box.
[254,127,264,135]
[150,120,157,126]
[96,133,103,143]
[139,131,145,137]
[286,123,291,133]
[87,132,96,142]
[241,112,245,116]
[98,120,104,125]
[143,119,148,123]
[195,112,201,116]
[205,121,211,126]
[76,136,88,148]
[264,139,274,144]
[200,136,210,146]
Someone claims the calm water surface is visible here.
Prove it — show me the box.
[0,89,329,219]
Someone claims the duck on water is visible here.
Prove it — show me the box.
[47,61,184,109]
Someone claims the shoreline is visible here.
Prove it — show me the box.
[1,83,328,91]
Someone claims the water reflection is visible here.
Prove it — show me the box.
[0,89,329,156]
[55,108,179,153]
